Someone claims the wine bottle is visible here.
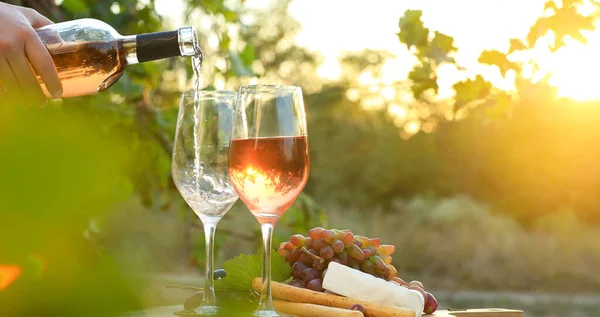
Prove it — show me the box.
[35,18,201,98]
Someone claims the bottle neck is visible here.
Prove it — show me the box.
[122,27,201,65]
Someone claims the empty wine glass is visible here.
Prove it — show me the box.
[172,90,239,315]
[228,85,309,316]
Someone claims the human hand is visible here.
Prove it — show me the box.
[0,2,63,106]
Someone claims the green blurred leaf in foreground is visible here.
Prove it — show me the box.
[215,250,290,291]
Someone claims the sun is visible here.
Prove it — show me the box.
[545,31,600,101]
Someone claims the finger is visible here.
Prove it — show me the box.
[0,57,23,104]
[7,54,46,106]
[19,7,54,29]
[25,34,62,98]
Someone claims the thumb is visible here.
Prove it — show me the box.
[20,7,54,29]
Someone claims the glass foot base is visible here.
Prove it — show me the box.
[174,306,218,316]
[252,309,280,317]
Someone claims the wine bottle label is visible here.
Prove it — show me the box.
[136,30,181,63]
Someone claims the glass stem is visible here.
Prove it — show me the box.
[203,221,217,307]
[258,222,275,311]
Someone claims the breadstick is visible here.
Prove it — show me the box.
[252,278,415,317]
[273,299,363,317]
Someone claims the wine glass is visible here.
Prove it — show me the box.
[229,85,309,316]
[172,90,239,315]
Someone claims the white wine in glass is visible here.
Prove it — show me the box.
[229,85,309,317]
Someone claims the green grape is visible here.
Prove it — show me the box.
[370,255,388,273]
[360,260,375,275]
[347,244,365,260]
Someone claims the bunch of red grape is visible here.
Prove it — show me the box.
[277,227,398,292]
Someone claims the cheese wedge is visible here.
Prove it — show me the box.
[322,262,424,317]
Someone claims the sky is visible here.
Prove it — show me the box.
[155,0,600,100]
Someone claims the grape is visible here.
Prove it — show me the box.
[332,240,345,253]
[319,246,334,260]
[368,238,381,248]
[393,277,409,286]
[283,242,296,251]
[353,239,363,248]
[285,249,301,263]
[377,244,395,256]
[313,239,328,251]
[370,256,388,274]
[307,278,324,292]
[380,254,392,265]
[408,285,427,304]
[387,264,397,279]
[347,244,365,260]
[329,258,341,264]
[308,227,324,240]
[349,304,365,313]
[362,246,377,258]
[283,227,402,293]
[423,292,438,314]
[409,280,424,289]
[299,253,314,265]
[302,268,321,282]
[319,230,337,243]
[305,237,314,250]
[332,229,345,240]
[290,234,306,247]
[341,232,354,247]
[360,260,374,275]
[355,235,369,247]
[336,251,348,265]
[289,278,306,288]
[348,258,360,270]
[313,259,326,271]
[292,262,308,279]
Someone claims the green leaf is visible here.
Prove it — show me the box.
[426,31,456,64]
[60,0,90,15]
[453,75,492,110]
[398,10,430,50]
[215,251,290,291]
[408,62,438,99]
[478,50,520,76]
[230,51,255,77]
[508,38,527,53]
[240,45,257,67]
